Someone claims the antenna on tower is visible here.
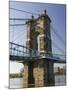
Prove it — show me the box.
[31,15,34,20]
[44,9,47,15]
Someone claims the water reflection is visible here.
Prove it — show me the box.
[10,75,66,88]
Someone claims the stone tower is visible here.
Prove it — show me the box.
[23,16,39,88]
[36,10,52,54]
[23,10,54,88]
[34,10,54,86]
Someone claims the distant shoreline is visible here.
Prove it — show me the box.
[9,74,66,78]
[9,74,23,78]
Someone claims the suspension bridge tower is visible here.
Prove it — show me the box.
[23,10,55,88]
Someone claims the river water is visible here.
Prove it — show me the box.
[9,75,66,88]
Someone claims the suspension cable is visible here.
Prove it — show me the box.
[10,8,39,16]
[51,25,65,44]
[10,18,31,20]
[10,24,26,26]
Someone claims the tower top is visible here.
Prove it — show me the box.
[26,15,34,24]
[31,15,34,19]
[44,10,47,15]
[36,9,51,22]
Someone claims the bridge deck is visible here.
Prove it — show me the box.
[9,42,66,63]
[10,55,66,63]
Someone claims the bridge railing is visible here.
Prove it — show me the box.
[9,42,66,62]
[9,42,39,58]
[39,52,66,61]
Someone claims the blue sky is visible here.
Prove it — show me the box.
[9,1,66,73]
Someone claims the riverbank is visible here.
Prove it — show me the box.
[9,75,66,88]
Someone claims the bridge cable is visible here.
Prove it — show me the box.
[10,8,40,16]
[10,23,26,26]
[9,18,31,21]
[51,25,65,45]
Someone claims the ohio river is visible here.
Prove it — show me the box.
[10,75,66,88]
